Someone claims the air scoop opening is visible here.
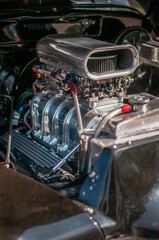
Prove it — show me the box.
[86,46,138,80]
[36,35,138,81]
[117,49,134,69]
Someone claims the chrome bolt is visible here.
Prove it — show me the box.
[127,140,132,146]
[89,171,96,178]
[112,144,117,149]
[85,206,94,215]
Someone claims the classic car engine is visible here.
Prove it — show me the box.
[1,32,159,188]
[0,35,141,184]
[1,1,159,238]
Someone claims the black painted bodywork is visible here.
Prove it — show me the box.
[79,137,159,238]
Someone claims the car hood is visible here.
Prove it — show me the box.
[0,164,83,240]
[0,0,145,14]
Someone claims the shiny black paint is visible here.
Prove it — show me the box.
[114,140,159,236]
[0,164,84,240]
[79,149,113,211]
[0,3,155,43]
[20,213,104,240]
[79,138,159,235]
[0,0,72,12]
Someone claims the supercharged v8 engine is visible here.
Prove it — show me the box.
[1,34,159,183]
[1,32,159,236]
[2,0,159,237]
[32,36,138,157]
[0,35,139,182]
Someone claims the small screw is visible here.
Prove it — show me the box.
[89,171,96,178]
[112,144,117,149]
[85,206,94,215]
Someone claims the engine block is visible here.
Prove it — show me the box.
[0,35,141,181]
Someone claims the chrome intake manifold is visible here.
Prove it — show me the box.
[31,90,124,158]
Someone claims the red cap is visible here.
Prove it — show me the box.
[50,72,54,77]
[69,81,77,95]
[17,126,23,131]
[32,67,38,73]
[32,87,37,94]
[121,104,131,114]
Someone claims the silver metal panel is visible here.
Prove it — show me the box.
[106,99,159,139]
[37,35,138,80]
[49,99,70,146]
[30,89,125,160]
[138,40,159,67]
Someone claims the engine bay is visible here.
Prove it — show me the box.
[1,9,159,237]
[0,35,139,184]
[0,32,158,186]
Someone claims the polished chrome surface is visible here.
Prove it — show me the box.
[79,100,124,175]
[49,99,69,146]
[31,91,45,132]
[73,94,83,130]
[52,144,80,174]
[89,96,119,108]
[78,94,159,172]
[85,101,124,131]
[30,88,123,160]
[94,107,123,138]
[37,35,138,80]
[59,106,76,153]
[106,98,159,139]
[128,94,150,112]
[138,40,159,68]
